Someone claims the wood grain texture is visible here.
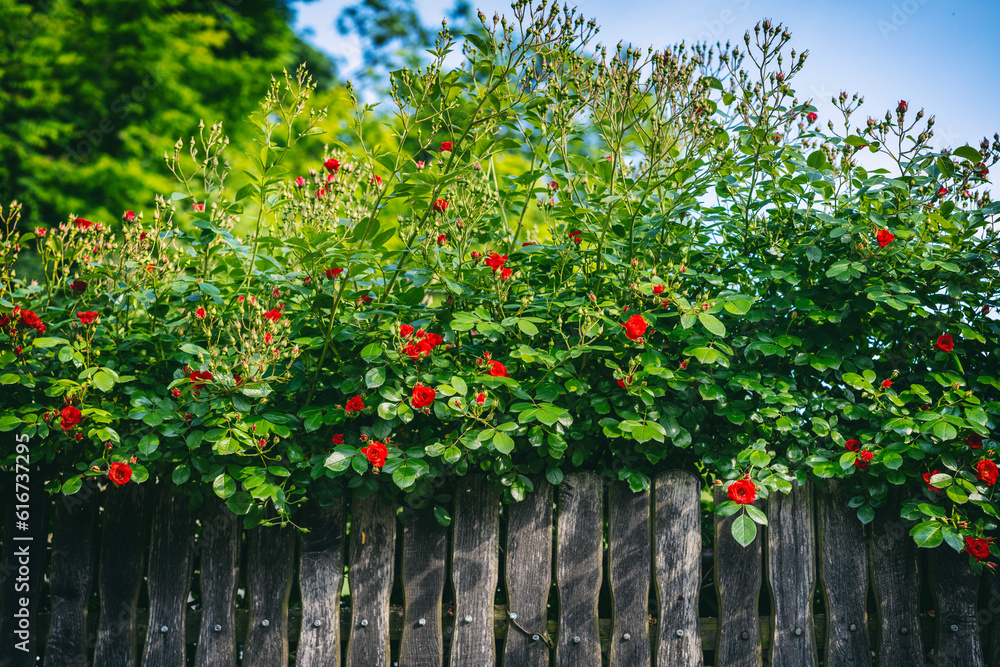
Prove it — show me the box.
[653,471,703,667]
[555,472,603,667]
[346,493,396,667]
[503,479,552,667]
[142,483,194,667]
[43,487,97,667]
[607,483,650,667]
[929,543,983,667]
[713,485,762,667]
[816,481,870,667]
[297,496,346,667]
[766,482,817,667]
[92,482,150,667]
[243,519,296,667]
[449,475,500,667]
[194,495,242,667]
[400,506,447,667]
[869,491,923,666]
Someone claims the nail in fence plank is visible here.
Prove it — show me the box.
[607,483,650,667]
[450,475,500,667]
[869,492,923,665]
[194,495,242,667]
[555,472,603,667]
[43,488,97,667]
[766,482,817,667]
[93,483,151,667]
[816,481,870,667]
[930,543,983,667]
[400,506,447,667]
[653,471,703,667]
[503,479,552,667]
[346,493,396,667]
[713,485,762,667]
[297,496,346,667]
[0,473,49,667]
[142,483,194,667]
[243,518,296,667]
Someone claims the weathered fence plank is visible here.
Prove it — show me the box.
[930,543,983,667]
[555,472,603,667]
[92,482,150,667]
[653,471,703,667]
[194,495,242,667]
[243,519,295,667]
[607,483,650,667]
[816,481,870,666]
[767,482,817,667]
[43,488,97,667]
[714,486,762,667]
[869,491,923,665]
[503,479,552,667]
[142,483,194,667]
[297,496,347,667]
[400,506,447,667]
[450,475,500,667]
[346,493,396,667]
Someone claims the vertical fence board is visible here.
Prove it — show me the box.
[346,493,396,667]
[142,483,194,667]
[92,483,150,667]
[816,481,870,667]
[653,471,703,667]
[555,472,603,667]
[713,486,762,667]
[930,544,983,667]
[767,483,817,667]
[297,497,346,667]
[450,475,500,667]
[243,520,295,667]
[400,506,447,667]
[869,492,923,665]
[194,496,241,667]
[607,483,650,667]
[503,479,552,667]
[43,488,97,667]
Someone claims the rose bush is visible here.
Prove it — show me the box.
[1,2,998,563]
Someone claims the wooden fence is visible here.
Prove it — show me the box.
[0,471,998,666]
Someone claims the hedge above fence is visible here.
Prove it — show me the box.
[1,2,999,560]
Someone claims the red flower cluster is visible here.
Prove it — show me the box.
[325,268,344,279]
[17,309,47,335]
[362,440,388,468]
[74,217,94,230]
[411,383,436,409]
[727,479,757,504]
[263,309,282,322]
[188,369,213,390]
[433,199,449,213]
[484,253,508,272]
[622,314,648,341]
[345,396,365,413]
[976,459,998,486]
[854,450,874,470]
[60,405,82,431]
[965,536,991,561]
[876,229,895,247]
[935,333,954,353]
[568,229,582,244]
[402,327,444,360]
[71,280,87,294]
[77,311,98,326]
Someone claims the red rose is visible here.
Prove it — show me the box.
[521,241,535,247]
[400,324,415,338]
[295,176,306,187]
[315,188,326,199]
[484,252,508,272]
[854,450,874,470]
[425,333,443,348]
[370,175,383,186]
[123,210,136,222]
[263,309,282,322]
[171,388,181,398]
[71,280,87,294]
[195,307,206,319]
[966,434,984,450]
[845,438,861,452]
[324,158,340,174]
[345,396,365,413]
[433,199,449,213]
[876,229,895,247]
[965,537,991,561]
[108,462,132,486]
[192,203,205,212]
[897,100,907,114]
[440,141,453,152]
[500,267,513,280]
[923,470,942,492]
[935,333,954,353]
[60,405,82,431]
[727,479,757,504]
[73,217,94,230]
[475,392,486,405]
[411,383,436,409]
[404,339,433,360]
[361,441,388,468]
[974,162,989,178]
[937,186,949,196]
[358,294,373,304]
[487,360,508,377]
[652,284,664,295]
[325,268,344,279]
[881,379,892,389]
[19,309,43,331]
[622,314,648,341]
[975,459,998,486]
[806,111,818,123]
[331,433,344,445]
[188,370,213,389]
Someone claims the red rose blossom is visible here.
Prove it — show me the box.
[77,311,98,325]
[806,112,818,123]
[854,450,874,470]
[345,396,365,413]
[484,252,508,272]
[171,388,181,398]
[195,307,206,319]
[876,229,895,247]
[500,267,513,280]
[897,100,907,113]
[923,470,942,492]
[653,284,664,295]
[845,438,861,452]
[475,392,486,405]
[74,217,94,230]
[487,360,508,377]
[370,175,383,186]
[331,433,344,445]
[108,462,132,486]
[188,370,213,389]
[19,309,45,333]
[325,268,344,279]
[935,333,954,353]
[263,309,282,322]
[433,199,449,213]
[411,383,436,409]
[123,210,136,222]
[975,459,998,486]
[404,339,433,360]
[60,405,82,431]
[622,314,648,341]
[400,324,415,338]
[727,479,757,504]
[881,379,892,389]
[937,186,949,196]
[324,158,340,174]
[425,332,443,347]
[361,441,388,469]
[71,280,87,294]
[966,433,984,450]
[440,141,453,152]
[965,537,991,561]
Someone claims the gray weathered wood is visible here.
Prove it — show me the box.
[767,482,817,667]
[93,482,150,667]
[653,471,703,667]
[297,496,346,667]
[44,486,98,667]
[194,495,242,667]
[243,518,296,667]
[930,543,983,667]
[714,485,762,667]
[400,506,447,667]
[869,491,923,665]
[607,483,650,667]
[816,481,870,667]
[142,482,194,667]
[555,472,603,667]
[450,475,500,667]
[503,479,552,667]
[346,493,396,667]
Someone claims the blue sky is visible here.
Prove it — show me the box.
[293,0,1000,155]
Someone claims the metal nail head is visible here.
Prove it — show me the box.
[794,628,802,636]
[849,623,858,632]
[214,624,222,632]
[361,619,369,627]
[313,620,322,628]
[951,624,959,632]
[532,634,540,641]
[418,618,426,626]
[900,627,908,635]
[573,636,581,644]
[675,629,684,637]
[509,612,518,620]
[464,615,473,624]
[446,627,453,635]
[160,626,168,633]
[623,633,631,641]
[740,631,750,640]
[261,619,269,627]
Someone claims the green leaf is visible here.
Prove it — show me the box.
[213,474,236,499]
[92,370,114,392]
[731,514,757,546]
[172,464,191,485]
[910,520,944,548]
[857,505,875,524]
[953,145,983,163]
[392,464,418,489]
[434,504,452,526]
[933,421,958,441]
[545,467,564,485]
[493,431,515,454]
[61,476,83,495]
[226,491,253,515]
[723,296,753,315]
[451,376,468,396]
[365,367,386,389]
[517,318,539,336]
[138,433,159,456]
[745,504,768,525]
[698,312,726,337]
[361,343,382,362]
[0,415,21,431]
